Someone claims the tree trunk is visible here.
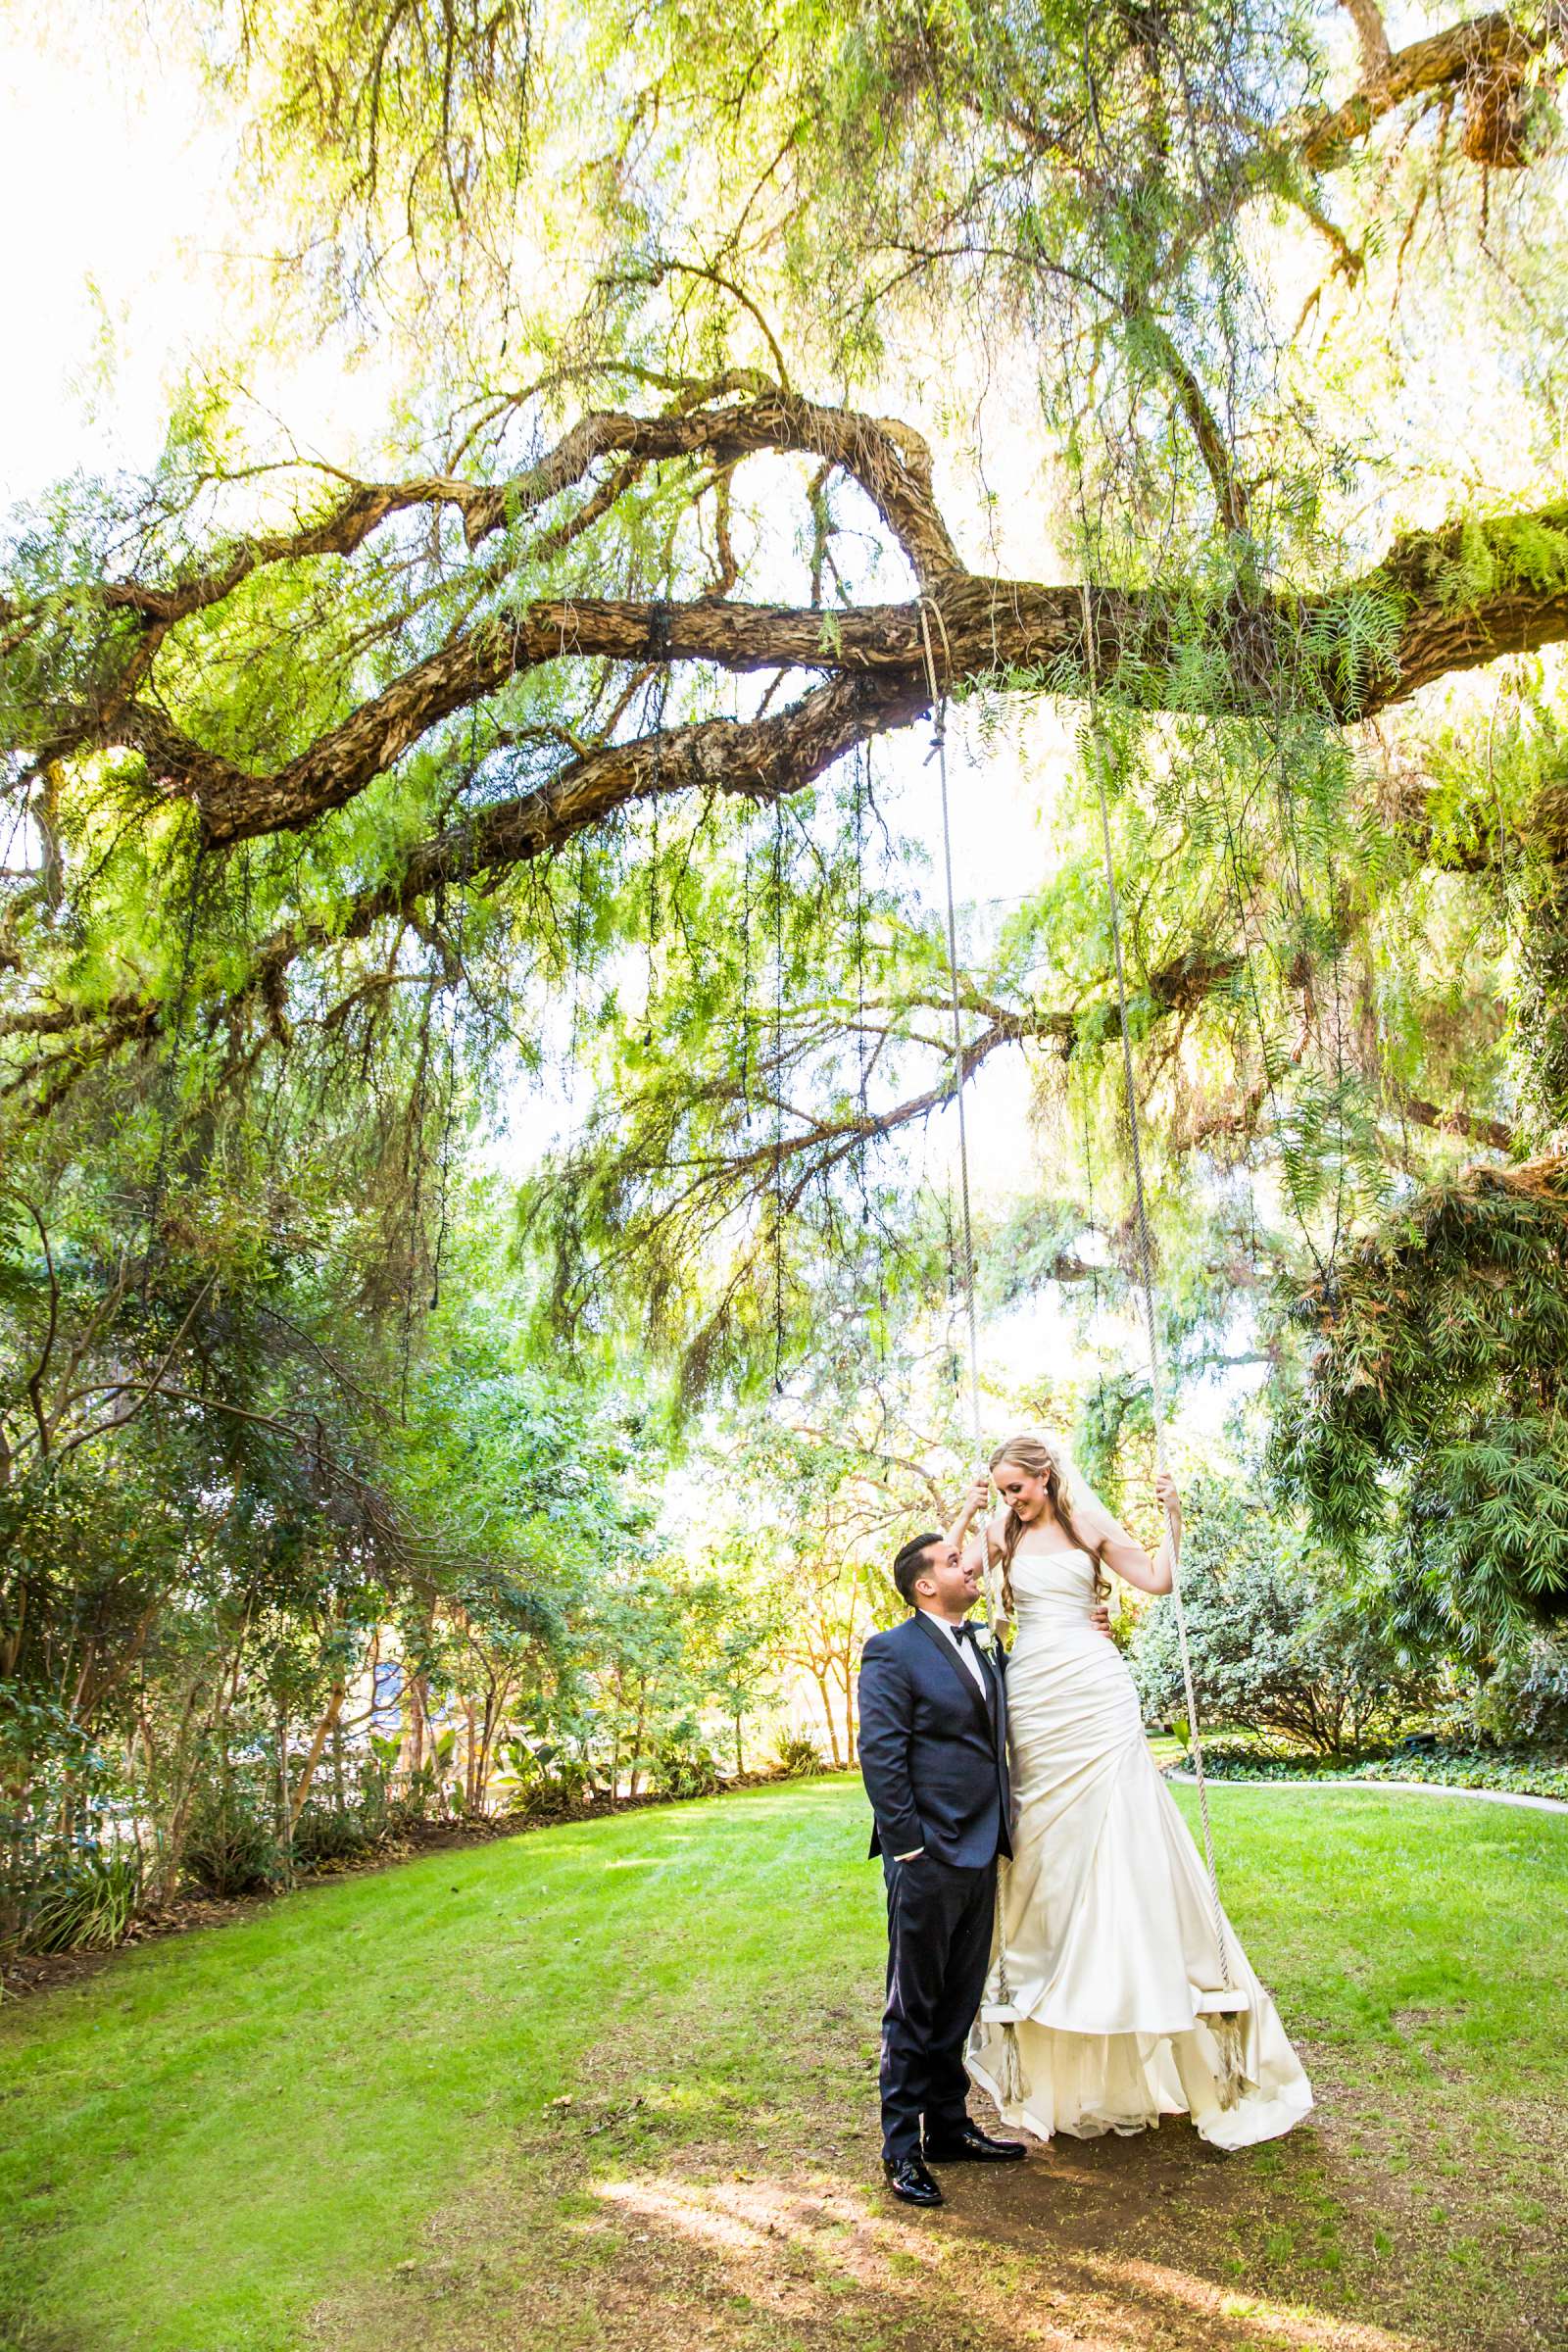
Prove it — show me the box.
[629,1684,647,1798]
[274,1701,290,1850]
[463,1694,479,1814]
[408,1672,430,1788]
[288,1682,347,1829]
[811,1669,843,1769]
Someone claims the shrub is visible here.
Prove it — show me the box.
[182,1778,285,1896]
[508,1778,565,1819]
[1132,1480,1443,1756]
[648,1729,720,1800]
[774,1732,826,1779]
[1475,1636,1568,1743]
[1355,1747,1568,1802]
[388,1761,441,1827]
[0,1690,128,1954]
[1170,1740,1568,1803]
[1187,1737,1375,1773]
[498,1748,596,1818]
[289,1800,387,1868]
[22,1844,143,1953]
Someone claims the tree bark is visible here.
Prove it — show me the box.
[83,532,1568,851]
[288,1681,348,1829]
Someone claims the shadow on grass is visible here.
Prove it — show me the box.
[7,1780,1562,2352]
[309,2093,1451,2352]
[304,2000,1566,2352]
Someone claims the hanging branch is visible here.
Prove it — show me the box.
[10,372,1568,857]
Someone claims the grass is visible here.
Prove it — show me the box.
[1,1769,1564,2352]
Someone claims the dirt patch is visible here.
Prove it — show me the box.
[305,2034,1566,2352]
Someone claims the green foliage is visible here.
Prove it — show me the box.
[0,1688,131,1953]
[1185,1740,1568,1804]
[20,1846,144,1956]
[647,1725,721,1800]
[290,1796,390,1869]
[1423,509,1568,612]
[214,0,1320,409]
[1476,1634,1568,1744]
[1302,585,1404,704]
[511,772,943,1404]
[501,1735,594,1817]
[1350,1749,1568,1803]
[772,1731,825,1779]
[1275,1162,1568,1646]
[182,1777,288,1899]
[1132,1478,1442,1754]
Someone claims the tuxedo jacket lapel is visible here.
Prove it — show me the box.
[912,1611,996,1742]
[986,1640,1007,1749]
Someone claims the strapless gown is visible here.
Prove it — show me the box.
[965,1547,1314,2148]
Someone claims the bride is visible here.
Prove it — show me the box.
[951,1434,1314,2150]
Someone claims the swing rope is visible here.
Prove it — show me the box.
[919,603,987,1504]
[915,592,1249,2112]
[918,603,1025,2102]
[1077,581,1247,2098]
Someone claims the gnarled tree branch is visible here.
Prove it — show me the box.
[38,492,1568,850]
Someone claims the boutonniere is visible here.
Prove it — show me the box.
[972,1626,997,1654]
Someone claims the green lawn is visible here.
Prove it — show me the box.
[2,1772,1564,2352]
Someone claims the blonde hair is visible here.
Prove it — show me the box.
[986,1434,1110,1616]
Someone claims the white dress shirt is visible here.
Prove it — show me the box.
[928,1611,989,1695]
[895,1613,989,1856]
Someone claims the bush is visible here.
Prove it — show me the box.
[1166,1738,1567,1802]
[503,1750,599,1817]
[289,1799,387,1868]
[22,1844,143,1953]
[507,1776,568,1820]
[773,1732,826,1779]
[0,1690,129,1954]
[1475,1636,1568,1743]
[182,1778,286,1896]
[1356,1747,1568,1802]
[498,1733,596,1817]
[648,1729,720,1800]
[1188,1737,1376,1773]
[1132,1480,1444,1757]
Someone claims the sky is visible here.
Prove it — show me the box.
[2,18,222,503]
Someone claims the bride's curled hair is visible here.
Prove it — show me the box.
[987,1434,1110,1617]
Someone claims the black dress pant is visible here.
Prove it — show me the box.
[879,1851,997,2160]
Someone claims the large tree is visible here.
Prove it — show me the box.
[4,0,1568,1636]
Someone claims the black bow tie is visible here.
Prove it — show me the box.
[954,1622,978,1645]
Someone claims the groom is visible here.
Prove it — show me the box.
[857,1527,1026,2207]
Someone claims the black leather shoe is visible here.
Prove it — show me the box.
[922,2121,1027,2164]
[883,2154,945,2205]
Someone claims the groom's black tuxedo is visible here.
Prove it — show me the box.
[858,1611,1011,1867]
[858,1611,1013,2161]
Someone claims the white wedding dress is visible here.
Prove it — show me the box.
[965,1545,1314,2149]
